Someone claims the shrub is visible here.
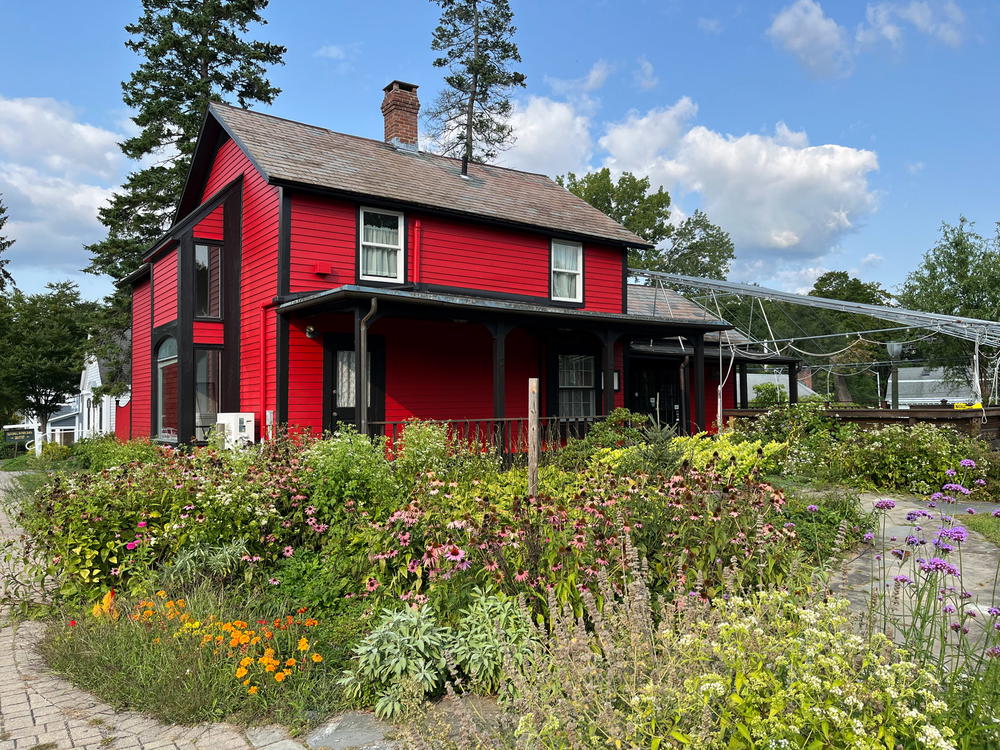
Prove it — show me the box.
[451,588,534,695]
[339,605,453,719]
[394,420,452,481]
[550,408,648,470]
[304,426,403,517]
[500,583,953,750]
[672,431,786,478]
[70,436,162,471]
[748,380,787,407]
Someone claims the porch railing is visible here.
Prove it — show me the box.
[368,415,604,458]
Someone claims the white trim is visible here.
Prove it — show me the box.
[550,239,583,303]
[359,207,405,283]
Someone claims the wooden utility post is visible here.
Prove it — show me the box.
[528,378,539,497]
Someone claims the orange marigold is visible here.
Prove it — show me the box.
[274,671,287,682]
[285,658,296,667]
[311,653,323,663]
[248,685,258,695]
[235,667,248,679]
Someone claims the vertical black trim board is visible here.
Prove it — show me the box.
[275,187,292,424]
[221,187,242,413]
[177,233,196,444]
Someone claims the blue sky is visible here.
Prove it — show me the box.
[1,0,997,298]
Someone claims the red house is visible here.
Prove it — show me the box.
[121,81,761,445]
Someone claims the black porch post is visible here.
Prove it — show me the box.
[353,306,364,432]
[177,233,195,444]
[738,362,749,409]
[692,334,706,431]
[788,362,799,405]
[488,323,512,419]
[601,330,619,415]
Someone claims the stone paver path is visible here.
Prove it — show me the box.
[0,472,393,750]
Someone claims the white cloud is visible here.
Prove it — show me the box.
[768,0,852,77]
[697,17,723,34]
[0,96,122,180]
[545,60,613,97]
[858,1,965,48]
[499,96,593,176]
[860,252,885,267]
[599,105,879,265]
[599,97,698,173]
[314,42,362,74]
[633,58,659,90]
[906,160,925,174]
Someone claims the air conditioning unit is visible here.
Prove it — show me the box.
[216,412,256,449]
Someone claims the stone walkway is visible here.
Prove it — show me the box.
[0,472,394,750]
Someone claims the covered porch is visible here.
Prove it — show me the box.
[275,286,731,448]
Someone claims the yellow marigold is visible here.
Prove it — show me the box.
[297,637,309,652]
[265,664,277,673]
[156,590,167,598]
[235,667,248,679]
[274,671,287,682]
[242,678,250,687]
[175,599,186,608]
[152,637,161,644]
[233,619,247,629]
[285,658,296,667]
[248,685,258,695]
[263,648,275,658]
[311,653,323,663]
[143,609,154,618]
[239,656,253,668]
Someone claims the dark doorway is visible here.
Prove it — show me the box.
[323,334,386,432]
[627,357,683,430]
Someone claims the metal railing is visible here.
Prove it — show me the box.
[369,415,604,457]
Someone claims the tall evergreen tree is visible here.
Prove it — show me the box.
[84,0,284,395]
[426,0,526,174]
[86,0,286,282]
[0,195,14,292]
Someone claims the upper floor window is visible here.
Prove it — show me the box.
[195,244,222,318]
[360,208,404,283]
[551,240,583,303]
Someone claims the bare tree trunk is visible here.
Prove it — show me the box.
[834,374,853,403]
[462,0,479,175]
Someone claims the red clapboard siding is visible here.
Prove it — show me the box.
[151,251,178,327]
[289,194,356,293]
[585,244,624,313]
[194,203,225,241]
[131,281,152,438]
[377,318,495,422]
[688,364,736,434]
[193,321,225,345]
[503,328,542,419]
[286,321,325,433]
[115,401,132,441]
[201,137,280,428]
[411,215,549,298]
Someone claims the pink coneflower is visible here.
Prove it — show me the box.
[137,521,147,528]
[514,570,530,582]
[483,561,499,572]
[268,578,280,585]
[407,559,420,573]
[365,577,380,592]
[444,545,466,562]
[283,546,294,558]
[397,532,411,546]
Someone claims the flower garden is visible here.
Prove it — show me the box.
[3,405,1000,748]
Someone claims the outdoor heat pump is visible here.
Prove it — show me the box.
[216,412,256,449]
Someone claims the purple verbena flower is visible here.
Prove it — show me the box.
[960,459,977,468]
[806,505,819,513]
[874,499,896,511]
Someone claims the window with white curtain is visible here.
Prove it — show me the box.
[557,354,596,418]
[360,208,404,283]
[551,239,583,302]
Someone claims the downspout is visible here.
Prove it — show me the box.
[259,300,279,440]
[358,298,378,435]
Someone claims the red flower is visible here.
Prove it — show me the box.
[68,620,77,626]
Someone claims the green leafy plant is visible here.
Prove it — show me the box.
[451,588,534,695]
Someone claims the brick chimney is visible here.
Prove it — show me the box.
[381,80,420,151]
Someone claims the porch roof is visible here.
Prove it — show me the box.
[277,285,733,335]
[629,340,799,365]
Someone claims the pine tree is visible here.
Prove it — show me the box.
[426,0,527,174]
[86,0,286,282]
[0,195,14,292]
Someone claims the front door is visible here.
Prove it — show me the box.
[323,334,385,432]
[627,358,682,430]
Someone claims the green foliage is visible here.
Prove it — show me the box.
[0,194,14,291]
[502,586,952,750]
[70,436,162,471]
[451,588,534,695]
[551,407,648,470]
[748,381,787,407]
[660,208,736,280]
[672,432,786,479]
[782,490,874,561]
[394,420,452,481]
[339,605,453,719]
[899,217,1000,401]
[0,282,95,432]
[425,0,526,168]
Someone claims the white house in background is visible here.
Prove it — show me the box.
[75,354,127,440]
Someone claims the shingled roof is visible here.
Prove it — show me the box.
[208,102,650,248]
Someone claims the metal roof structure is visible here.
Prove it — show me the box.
[631,269,1000,348]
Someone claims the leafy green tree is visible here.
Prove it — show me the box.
[898,217,1000,402]
[0,283,95,438]
[558,168,734,279]
[426,0,526,173]
[0,294,17,424]
[84,0,285,394]
[0,195,14,292]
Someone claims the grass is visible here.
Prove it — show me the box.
[966,512,1000,546]
[0,452,42,471]
[39,584,372,730]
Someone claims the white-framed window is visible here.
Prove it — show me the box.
[551,239,583,302]
[360,207,405,283]
[557,353,596,418]
[156,337,179,442]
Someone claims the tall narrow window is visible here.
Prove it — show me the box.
[360,208,404,283]
[194,244,222,318]
[558,354,596,417]
[156,337,179,442]
[551,240,583,302]
[194,349,221,441]
[335,350,372,408]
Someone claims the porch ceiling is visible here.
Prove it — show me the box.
[276,285,733,336]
